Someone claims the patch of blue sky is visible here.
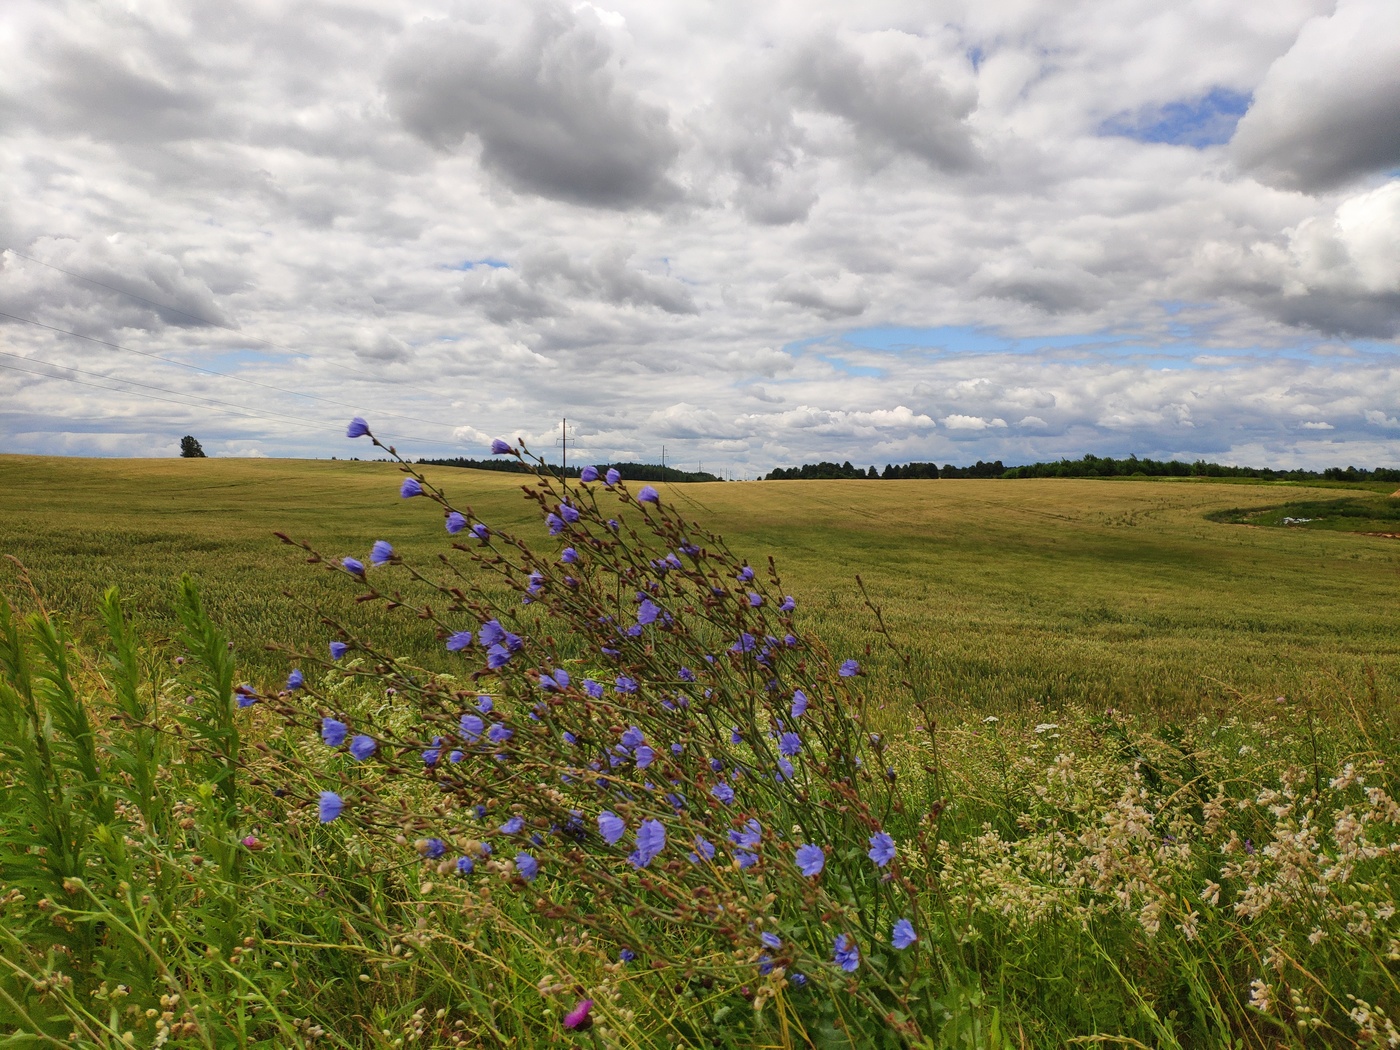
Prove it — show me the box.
[834,325,1123,356]
[1099,87,1251,148]
[441,258,509,271]
[203,348,290,371]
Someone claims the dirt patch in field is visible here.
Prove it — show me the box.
[1362,532,1400,539]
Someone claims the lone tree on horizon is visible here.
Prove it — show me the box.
[179,435,207,458]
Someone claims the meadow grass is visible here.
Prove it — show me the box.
[1,452,1397,1049]
[3,453,1398,717]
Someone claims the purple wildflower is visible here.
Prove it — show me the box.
[318,791,344,823]
[628,818,666,868]
[321,717,348,746]
[456,856,475,875]
[710,782,735,805]
[635,745,656,770]
[791,690,808,717]
[459,714,484,742]
[605,468,621,487]
[690,834,716,863]
[892,919,917,950]
[748,592,762,607]
[370,540,394,565]
[563,999,593,1031]
[286,668,304,691]
[423,838,447,859]
[346,417,370,438]
[615,676,638,694]
[446,630,473,651]
[400,478,422,498]
[795,844,825,876]
[779,732,802,757]
[868,831,896,867]
[637,485,659,504]
[500,816,524,835]
[637,598,661,625]
[833,934,859,972]
[598,811,626,845]
[490,438,511,455]
[329,641,349,660]
[515,852,539,881]
[561,547,579,564]
[839,659,860,677]
[779,596,796,612]
[546,513,564,536]
[487,644,512,669]
[349,734,376,760]
[762,932,782,949]
[341,557,365,577]
[471,523,489,541]
[580,465,599,483]
[678,666,695,682]
[738,566,754,582]
[583,679,604,699]
[488,723,513,743]
[446,511,467,534]
[560,503,580,523]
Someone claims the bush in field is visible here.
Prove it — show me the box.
[267,421,938,1044]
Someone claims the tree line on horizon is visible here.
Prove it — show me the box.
[765,453,1400,483]
[417,457,722,483]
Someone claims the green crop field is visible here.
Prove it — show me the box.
[3,453,1397,719]
[2,453,1397,1049]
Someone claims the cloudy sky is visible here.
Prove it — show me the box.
[1,0,1397,475]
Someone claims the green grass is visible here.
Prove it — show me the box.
[1,454,1398,1049]
[4,454,1398,717]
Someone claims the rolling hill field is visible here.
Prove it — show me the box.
[2,453,1396,722]
[2,453,1397,1048]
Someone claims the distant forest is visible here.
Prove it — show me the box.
[766,454,1400,483]
[418,458,722,483]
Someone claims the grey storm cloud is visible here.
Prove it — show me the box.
[382,5,681,208]
[1231,0,1400,192]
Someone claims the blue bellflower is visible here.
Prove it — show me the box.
[628,819,666,868]
[833,934,859,972]
[598,811,626,845]
[868,830,896,867]
[322,718,348,746]
[795,843,825,876]
[349,735,376,760]
[892,918,917,949]
[318,791,344,823]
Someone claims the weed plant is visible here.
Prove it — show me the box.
[0,421,1395,1048]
